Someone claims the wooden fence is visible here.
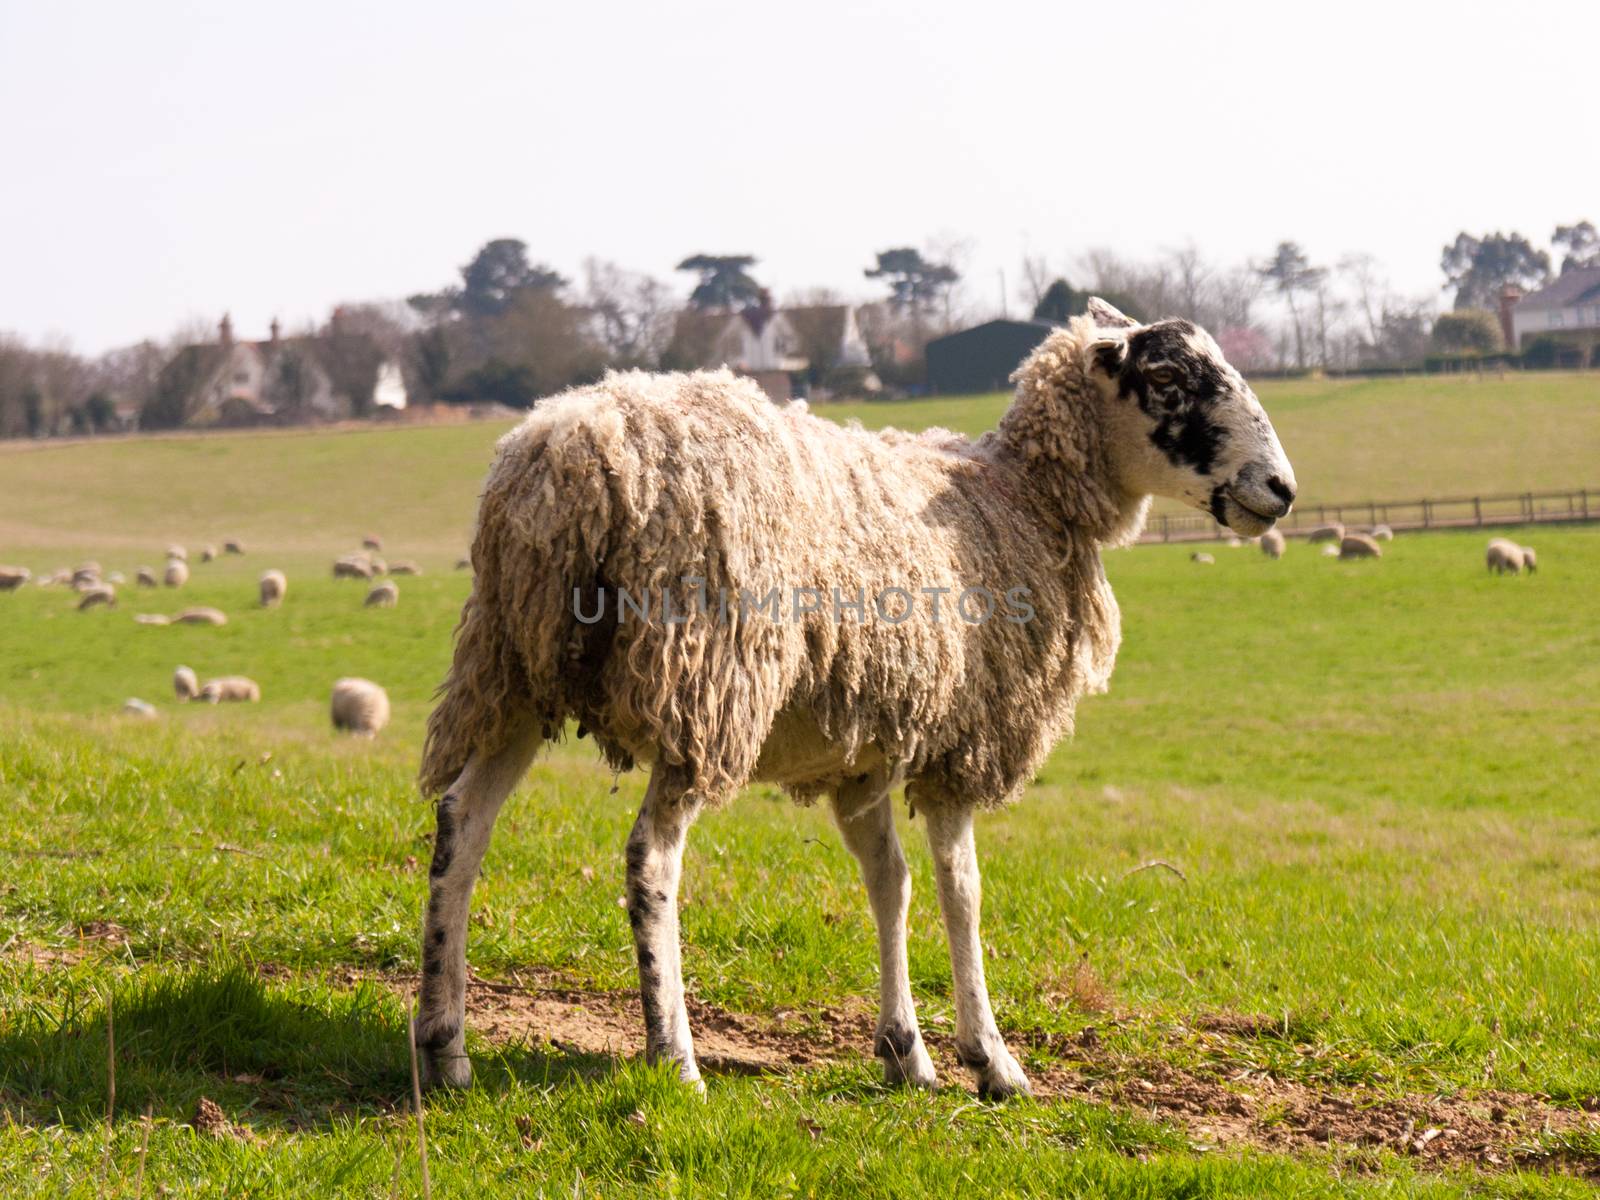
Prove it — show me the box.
[1139,487,1599,544]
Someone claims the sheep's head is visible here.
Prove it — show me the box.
[1088,298,1296,536]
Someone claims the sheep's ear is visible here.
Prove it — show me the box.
[1089,335,1127,377]
[1087,296,1137,329]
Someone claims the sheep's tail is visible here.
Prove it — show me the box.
[419,412,615,797]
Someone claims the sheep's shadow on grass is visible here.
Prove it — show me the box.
[0,963,639,1134]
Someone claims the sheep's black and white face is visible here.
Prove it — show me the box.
[1088,298,1297,536]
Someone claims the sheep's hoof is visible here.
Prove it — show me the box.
[881,1042,938,1089]
[974,1053,1031,1101]
[418,1047,472,1090]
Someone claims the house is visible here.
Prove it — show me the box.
[1506,268,1600,365]
[147,314,409,429]
[665,294,875,401]
[925,319,1058,395]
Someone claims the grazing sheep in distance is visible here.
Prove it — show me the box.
[1190,551,1215,564]
[333,554,374,580]
[224,539,245,555]
[259,569,287,608]
[1339,534,1381,559]
[0,566,30,591]
[107,571,126,584]
[414,299,1299,1096]
[73,566,101,590]
[331,677,391,735]
[174,665,199,701]
[122,698,158,719]
[164,559,189,588]
[1519,545,1537,574]
[1486,537,1525,575]
[135,613,171,626]
[167,544,187,562]
[78,584,116,610]
[1370,524,1393,541]
[368,556,388,576]
[201,545,217,563]
[173,606,228,626]
[1321,544,1340,557]
[363,534,383,551]
[199,676,260,703]
[137,567,158,587]
[40,568,72,586]
[1307,523,1345,544]
[1259,528,1285,558]
[388,561,422,576]
[365,580,399,608]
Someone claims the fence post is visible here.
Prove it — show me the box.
[1524,492,1533,522]
[1584,489,1590,521]
[1423,499,1431,529]
[1473,496,1481,526]
[1161,514,1170,543]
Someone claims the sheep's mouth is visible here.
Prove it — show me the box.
[1210,488,1279,536]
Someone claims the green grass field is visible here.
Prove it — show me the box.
[3,374,1600,1196]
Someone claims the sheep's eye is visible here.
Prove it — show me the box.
[1147,367,1177,387]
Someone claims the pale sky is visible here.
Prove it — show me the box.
[2,0,1594,353]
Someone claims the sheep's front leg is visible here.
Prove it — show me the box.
[922,803,1030,1099]
[831,775,936,1088]
[626,773,703,1087]
[415,732,539,1088]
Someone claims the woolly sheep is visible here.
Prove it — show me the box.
[1370,524,1393,541]
[1339,533,1382,559]
[40,568,72,586]
[1307,523,1344,543]
[135,613,171,626]
[364,580,398,608]
[1321,544,1340,557]
[330,677,391,735]
[368,556,388,576]
[1486,537,1524,575]
[1259,528,1285,558]
[72,566,101,590]
[164,559,189,587]
[107,571,126,584]
[174,665,199,701]
[413,300,1299,1097]
[166,544,187,562]
[362,534,384,551]
[173,606,228,626]
[1190,551,1215,564]
[224,539,245,555]
[259,569,287,607]
[333,554,374,580]
[122,698,158,719]
[137,567,158,587]
[198,676,260,703]
[0,566,30,591]
[1520,545,1537,573]
[200,545,217,563]
[77,584,116,610]
[388,561,422,576]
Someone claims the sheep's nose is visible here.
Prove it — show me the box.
[1266,474,1296,507]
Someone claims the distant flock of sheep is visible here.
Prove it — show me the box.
[1187,525,1540,573]
[0,530,471,735]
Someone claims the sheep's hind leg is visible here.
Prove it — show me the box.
[922,802,1030,1099]
[831,773,936,1088]
[415,727,540,1088]
[626,771,704,1088]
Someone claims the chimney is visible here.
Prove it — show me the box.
[1498,283,1523,350]
[269,317,281,345]
[219,313,234,347]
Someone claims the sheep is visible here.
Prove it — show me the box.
[363,534,384,551]
[0,566,30,591]
[365,580,399,608]
[122,698,158,720]
[1259,528,1285,558]
[137,567,158,587]
[1520,545,1538,573]
[259,569,287,608]
[198,676,260,703]
[1486,537,1525,575]
[77,584,116,610]
[135,613,171,626]
[72,566,102,590]
[1307,523,1344,543]
[412,299,1299,1097]
[107,571,126,584]
[1339,533,1382,559]
[164,559,189,588]
[173,606,227,626]
[200,545,217,563]
[224,539,245,555]
[333,554,374,580]
[1370,524,1393,541]
[174,665,199,701]
[368,556,388,576]
[1321,544,1340,557]
[167,544,187,562]
[388,561,422,576]
[1190,552,1215,564]
[331,677,391,735]
[39,568,72,587]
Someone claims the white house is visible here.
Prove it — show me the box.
[668,296,875,400]
[1508,267,1600,364]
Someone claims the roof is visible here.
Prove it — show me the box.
[1516,266,1600,312]
[926,318,1058,348]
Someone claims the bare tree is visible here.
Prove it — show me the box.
[582,259,675,368]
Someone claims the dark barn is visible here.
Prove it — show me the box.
[925,319,1058,395]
